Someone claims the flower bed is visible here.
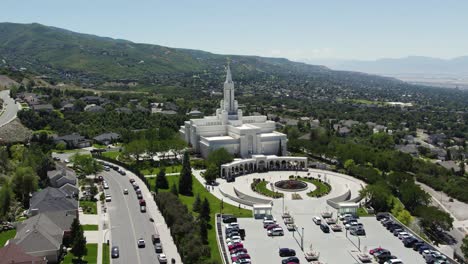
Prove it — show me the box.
[251,178,284,198]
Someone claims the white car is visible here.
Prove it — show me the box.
[123,189,128,195]
[384,259,403,264]
[226,222,239,229]
[226,239,243,246]
[158,253,168,263]
[226,236,242,243]
[313,216,321,225]
[397,232,411,240]
[267,227,284,236]
[105,194,111,202]
[64,158,70,163]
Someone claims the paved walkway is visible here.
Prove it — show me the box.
[80,198,105,264]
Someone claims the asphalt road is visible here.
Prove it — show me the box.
[0,90,20,127]
[102,169,161,264]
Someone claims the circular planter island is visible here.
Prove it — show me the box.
[274,180,308,192]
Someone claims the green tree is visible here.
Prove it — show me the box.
[399,183,430,212]
[203,164,218,185]
[396,209,414,226]
[124,139,147,162]
[199,219,208,244]
[156,167,169,189]
[178,152,192,196]
[416,206,454,231]
[200,198,211,222]
[68,218,81,247]
[207,148,234,169]
[56,142,67,151]
[71,154,102,176]
[0,182,14,220]
[462,235,468,260]
[360,182,393,212]
[193,193,202,213]
[11,166,38,206]
[71,225,87,260]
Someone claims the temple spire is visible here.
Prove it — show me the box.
[225,62,233,83]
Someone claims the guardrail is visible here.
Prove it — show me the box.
[216,214,229,264]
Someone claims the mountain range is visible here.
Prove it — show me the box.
[302,56,468,89]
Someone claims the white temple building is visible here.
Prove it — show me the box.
[180,64,288,158]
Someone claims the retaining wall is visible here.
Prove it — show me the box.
[326,189,351,209]
[233,186,272,204]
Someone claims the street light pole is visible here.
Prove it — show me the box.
[301,227,304,250]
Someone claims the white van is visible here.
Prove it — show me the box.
[267,227,284,236]
[313,216,321,225]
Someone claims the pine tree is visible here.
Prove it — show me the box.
[156,167,169,189]
[200,198,211,222]
[178,152,193,195]
[68,218,81,246]
[193,193,202,213]
[199,219,208,244]
[71,225,87,260]
[170,183,178,196]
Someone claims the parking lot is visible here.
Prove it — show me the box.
[227,198,427,264]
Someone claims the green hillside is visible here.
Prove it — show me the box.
[0,22,329,85]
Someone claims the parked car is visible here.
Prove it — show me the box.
[222,215,237,224]
[137,193,143,199]
[374,249,391,259]
[129,179,135,184]
[282,256,300,264]
[412,241,426,251]
[233,259,251,264]
[263,220,275,228]
[105,194,111,202]
[376,212,389,221]
[152,234,161,244]
[384,259,403,264]
[376,254,397,264]
[279,248,296,257]
[403,237,419,247]
[264,215,276,222]
[137,238,145,248]
[230,247,248,255]
[267,227,284,236]
[226,237,242,244]
[226,222,240,229]
[123,189,128,195]
[231,253,250,262]
[228,242,243,251]
[111,246,119,258]
[140,205,146,213]
[320,223,330,233]
[392,228,404,236]
[155,242,163,253]
[350,226,366,236]
[369,247,384,255]
[266,224,280,230]
[312,216,321,225]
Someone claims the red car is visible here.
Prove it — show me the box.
[266,224,280,230]
[230,247,247,255]
[369,247,384,255]
[228,242,243,251]
[231,253,250,262]
[139,199,146,206]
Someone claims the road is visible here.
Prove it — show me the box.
[0,90,20,127]
[102,169,161,264]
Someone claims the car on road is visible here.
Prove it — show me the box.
[137,238,145,248]
[111,246,119,258]
[139,199,146,206]
[158,253,168,263]
[140,205,146,212]
[129,179,135,184]
[282,256,300,264]
[123,188,128,195]
[118,169,126,175]
[137,193,143,199]
[155,242,163,253]
[53,156,60,161]
[279,248,296,257]
[105,194,111,202]
[104,166,110,171]
[64,158,70,163]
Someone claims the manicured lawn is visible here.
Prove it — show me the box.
[0,230,16,248]
[62,243,97,264]
[92,144,107,149]
[297,177,331,197]
[102,243,110,264]
[102,151,120,160]
[82,224,98,231]
[162,175,251,263]
[80,201,97,214]
[141,164,182,175]
[252,180,283,198]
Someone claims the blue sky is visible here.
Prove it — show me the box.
[2,0,468,60]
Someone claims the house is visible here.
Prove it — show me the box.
[32,104,54,113]
[28,187,78,216]
[47,166,77,188]
[395,144,419,157]
[0,243,47,264]
[84,104,105,113]
[164,102,179,111]
[160,110,177,115]
[61,103,76,112]
[11,211,76,263]
[80,96,107,105]
[135,105,149,113]
[55,133,92,149]
[115,107,132,114]
[93,132,121,145]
